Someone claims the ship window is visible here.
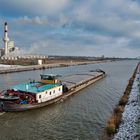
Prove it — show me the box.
[53,90,55,93]
[39,95,41,99]
[50,91,51,95]
[59,88,61,91]
[46,91,47,94]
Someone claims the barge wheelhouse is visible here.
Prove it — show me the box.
[0,74,63,111]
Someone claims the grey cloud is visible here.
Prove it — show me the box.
[1,0,140,57]
[0,0,70,16]
[25,38,137,57]
[18,16,48,25]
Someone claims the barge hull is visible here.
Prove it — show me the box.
[0,72,106,112]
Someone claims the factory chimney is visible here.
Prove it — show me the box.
[3,22,9,56]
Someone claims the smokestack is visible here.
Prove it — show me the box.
[3,22,9,56]
[5,22,8,26]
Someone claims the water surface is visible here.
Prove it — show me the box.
[0,60,138,140]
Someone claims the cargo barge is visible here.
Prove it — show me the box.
[0,69,106,112]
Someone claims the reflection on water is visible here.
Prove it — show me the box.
[0,60,138,140]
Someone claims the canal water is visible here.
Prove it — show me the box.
[0,60,138,140]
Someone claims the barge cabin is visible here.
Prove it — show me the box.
[0,74,63,104]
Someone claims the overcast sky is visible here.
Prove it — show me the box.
[0,0,140,57]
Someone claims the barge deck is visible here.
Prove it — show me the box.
[0,71,106,112]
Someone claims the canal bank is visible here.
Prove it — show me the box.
[105,62,140,140]
[0,60,103,74]
[113,66,140,140]
[137,64,140,140]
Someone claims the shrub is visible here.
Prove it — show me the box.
[119,96,128,105]
[126,85,132,92]
[124,90,129,95]
[106,123,116,135]
[115,113,122,128]
[114,106,124,114]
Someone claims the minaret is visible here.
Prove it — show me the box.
[3,22,9,56]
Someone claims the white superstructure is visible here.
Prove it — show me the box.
[36,85,63,103]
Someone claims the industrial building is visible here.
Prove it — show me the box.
[0,22,48,65]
